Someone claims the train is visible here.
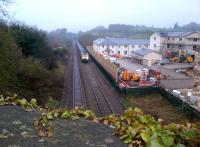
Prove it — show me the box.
[76,40,89,62]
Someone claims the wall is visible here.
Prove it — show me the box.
[93,43,150,57]
[150,33,161,51]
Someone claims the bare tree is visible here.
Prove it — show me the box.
[0,0,13,17]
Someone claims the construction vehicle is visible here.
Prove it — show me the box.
[170,57,179,62]
[186,56,193,63]
[131,73,140,81]
[122,70,131,81]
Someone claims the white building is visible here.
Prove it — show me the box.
[132,48,162,66]
[93,37,150,57]
[150,32,200,57]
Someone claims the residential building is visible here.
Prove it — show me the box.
[150,32,200,57]
[93,37,150,57]
[132,48,162,66]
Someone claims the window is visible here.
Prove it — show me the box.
[124,51,127,55]
[167,44,170,48]
[139,45,142,48]
[118,51,120,54]
[172,37,174,41]
[124,45,128,48]
[179,45,182,49]
[194,38,198,42]
[179,38,182,41]
[119,45,121,48]
[168,37,170,40]
[103,45,104,48]
[171,44,174,48]
[132,45,135,48]
[154,44,156,48]
[193,46,197,49]
[131,51,134,54]
[154,37,156,40]
[145,45,148,48]
[112,46,114,48]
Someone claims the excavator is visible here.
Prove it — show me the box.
[186,56,193,63]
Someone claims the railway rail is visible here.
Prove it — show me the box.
[72,41,85,108]
[61,40,124,116]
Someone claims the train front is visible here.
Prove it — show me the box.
[81,51,89,62]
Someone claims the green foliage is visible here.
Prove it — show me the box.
[10,23,52,59]
[33,105,200,146]
[0,94,40,111]
[19,57,48,81]
[0,24,21,86]
[46,98,59,110]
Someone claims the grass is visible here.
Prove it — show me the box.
[125,93,189,124]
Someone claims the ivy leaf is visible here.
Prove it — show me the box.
[128,127,139,137]
[182,130,198,140]
[61,111,71,119]
[161,135,174,146]
[124,136,132,144]
[141,132,150,143]
[83,110,95,119]
[30,98,37,107]
[16,99,28,106]
[71,115,80,120]
[148,138,164,147]
[47,112,54,120]
[0,97,5,105]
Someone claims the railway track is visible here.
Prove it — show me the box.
[84,63,113,116]
[61,40,124,116]
[72,41,85,108]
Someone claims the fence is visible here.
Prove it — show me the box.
[86,46,119,82]
[159,88,200,120]
[125,87,200,120]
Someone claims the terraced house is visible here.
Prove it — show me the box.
[150,32,200,57]
[93,37,150,57]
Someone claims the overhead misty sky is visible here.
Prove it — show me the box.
[10,0,200,32]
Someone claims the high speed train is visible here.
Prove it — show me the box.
[76,41,89,62]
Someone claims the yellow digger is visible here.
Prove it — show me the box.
[186,56,193,63]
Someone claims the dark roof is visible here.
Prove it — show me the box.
[94,37,150,45]
[155,32,200,37]
[134,48,157,57]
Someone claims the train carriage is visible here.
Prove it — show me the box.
[76,41,89,62]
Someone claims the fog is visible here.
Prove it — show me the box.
[10,0,200,32]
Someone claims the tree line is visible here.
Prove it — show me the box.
[78,22,200,46]
[0,20,70,105]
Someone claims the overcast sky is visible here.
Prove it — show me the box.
[10,0,200,32]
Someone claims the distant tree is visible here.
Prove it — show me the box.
[9,22,53,59]
[173,23,181,31]
[47,28,70,48]
[182,22,200,31]
[0,22,21,86]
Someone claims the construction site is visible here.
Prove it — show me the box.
[86,45,200,120]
